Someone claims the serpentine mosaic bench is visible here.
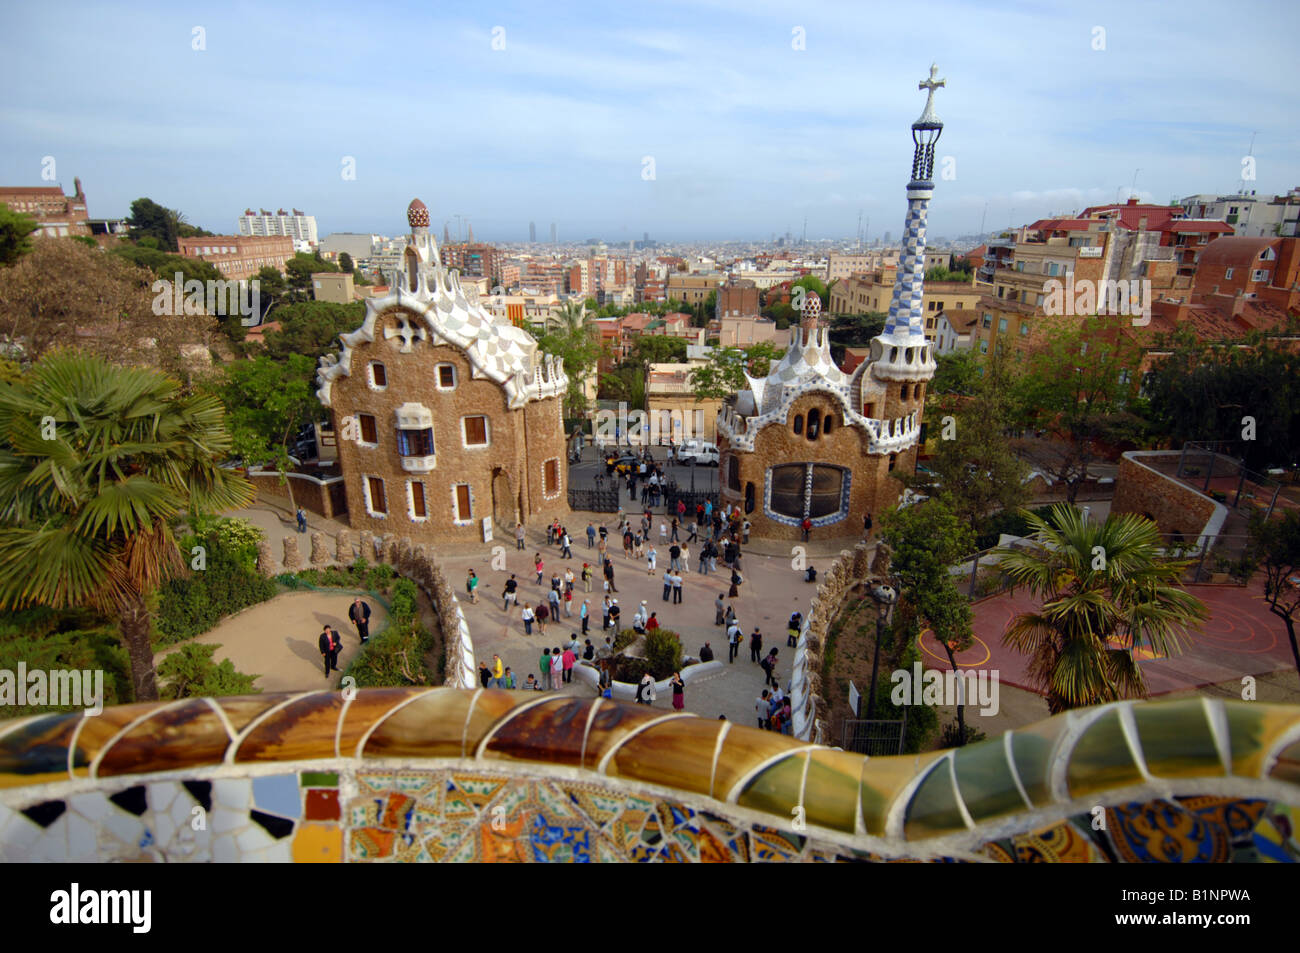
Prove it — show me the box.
[0,690,1296,862]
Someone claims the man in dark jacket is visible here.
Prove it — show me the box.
[319,628,340,677]
[348,597,372,643]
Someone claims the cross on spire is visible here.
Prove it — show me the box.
[916,64,945,125]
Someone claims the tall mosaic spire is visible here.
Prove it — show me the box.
[881,64,945,341]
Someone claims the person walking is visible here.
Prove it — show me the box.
[318,628,337,678]
[562,644,576,684]
[756,690,771,729]
[787,610,802,648]
[863,512,873,539]
[603,559,617,593]
[750,627,763,663]
[479,661,493,688]
[348,597,372,644]
[560,531,572,559]
[492,654,505,688]
[587,523,596,548]
[668,542,681,572]
[800,516,812,542]
[662,569,673,602]
[761,648,780,689]
[646,543,657,574]
[503,574,518,611]
[596,536,608,567]
[466,569,479,605]
[522,603,535,635]
[296,507,307,533]
[534,554,545,585]
[601,596,612,630]
[547,585,561,621]
[670,671,685,711]
[536,602,550,637]
[671,572,683,605]
[580,599,591,635]
[515,522,526,551]
[714,593,725,626]
[550,648,564,691]
[581,562,593,593]
[727,622,743,664]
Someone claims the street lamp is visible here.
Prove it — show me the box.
[864,583,897,719]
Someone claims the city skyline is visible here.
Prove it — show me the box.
[3,0,1298,242]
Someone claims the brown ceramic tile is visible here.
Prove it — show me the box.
[576,701,687,772]
[304,788,340,821]
[236,692,345,762]
[96,700,232,777]
[341,687,441,758]
[481,697,598,765]
[0,712,80,789]
[360,688,480,759]
[606,717,725,796]
[211,696,296,736]
[1268,738,1300,786]
[69,705,168,778]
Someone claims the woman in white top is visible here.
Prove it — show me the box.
[549,650,564,691]
[646,544,657,573]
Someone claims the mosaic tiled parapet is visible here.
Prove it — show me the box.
[0,691,1296,862]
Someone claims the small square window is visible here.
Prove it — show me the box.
[437,364,457,389]
[463,416,489,447]
[370,362,387,388]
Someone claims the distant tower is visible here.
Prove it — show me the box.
[529,221,536,243]
[443,223,452,246]
[550,222,557,244]
[871,64,945,377]
[467,222,475,244]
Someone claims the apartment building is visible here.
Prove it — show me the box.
[312,272,355,304]
[1180,191,1292,238]
[237,208,318,246]
[177,234,294,280]
[666,272,724,305]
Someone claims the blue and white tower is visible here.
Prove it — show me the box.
[869,65,944,382]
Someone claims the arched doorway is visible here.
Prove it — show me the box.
[492,467,515,527]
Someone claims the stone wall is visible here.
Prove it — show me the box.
[1112,451,1225,542]
[246,469,345,519]
[790,540,878,742]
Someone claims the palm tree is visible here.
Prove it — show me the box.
[994,503,1208,713]
[0,350,254,701]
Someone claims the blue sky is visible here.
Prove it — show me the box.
[3,0,1297,243]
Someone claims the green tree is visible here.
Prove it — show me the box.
[627,334,687,372]
[533,300,601,418]
[285,252,339,301]
[1144,328,1300,470]
[252,265,288,322]
[0,207,39,266]
[254,300,365,362]
[1248,509,1300,682]
[994,504,1208,713]
[0,351,254,701]
[157,642,260,699]
[219,353,319,509]
[1011,316,1147,503]
[338,252,354,274]
[930,350,980,396]
[689,342,784,401]
[924,265,973,283]
[125,198,183,251]
[879,499,977,741]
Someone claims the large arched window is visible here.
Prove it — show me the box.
[807,408,820,440]
[767,464,849,523]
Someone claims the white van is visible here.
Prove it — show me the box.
[678,441,720,466]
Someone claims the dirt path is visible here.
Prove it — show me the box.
[153,590,390,693]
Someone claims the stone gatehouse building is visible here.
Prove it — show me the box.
[316,199,570,543]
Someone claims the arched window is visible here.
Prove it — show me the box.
[726,455,741,491]
[823,414,834,435]
[744,482,755,514]
[793,414,803,435]
[900,384,909,400]
[404,247,420,291]
[807,408,820,440]
[888,453,898,472]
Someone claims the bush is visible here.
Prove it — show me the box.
[345,616,435,687]
[365,563,396,591]
[612,628,637,652]
[187,516,264,573]
[642,628,684,679]
[939,720,987,748]
[155,533,277,645]
[157,643,260,699]
[389,578,418,622]
[0,607,131,715]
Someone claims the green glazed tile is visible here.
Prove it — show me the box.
[903,757,968,840]
[301,771,339,788]
[802,749,863,834]
[737,751,808,821]
[1224,703,1300,778]
[953,737,1027,824]
[1132,700,1224,779]
[1066,708,1143,799]
[1009,728,1057,807]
